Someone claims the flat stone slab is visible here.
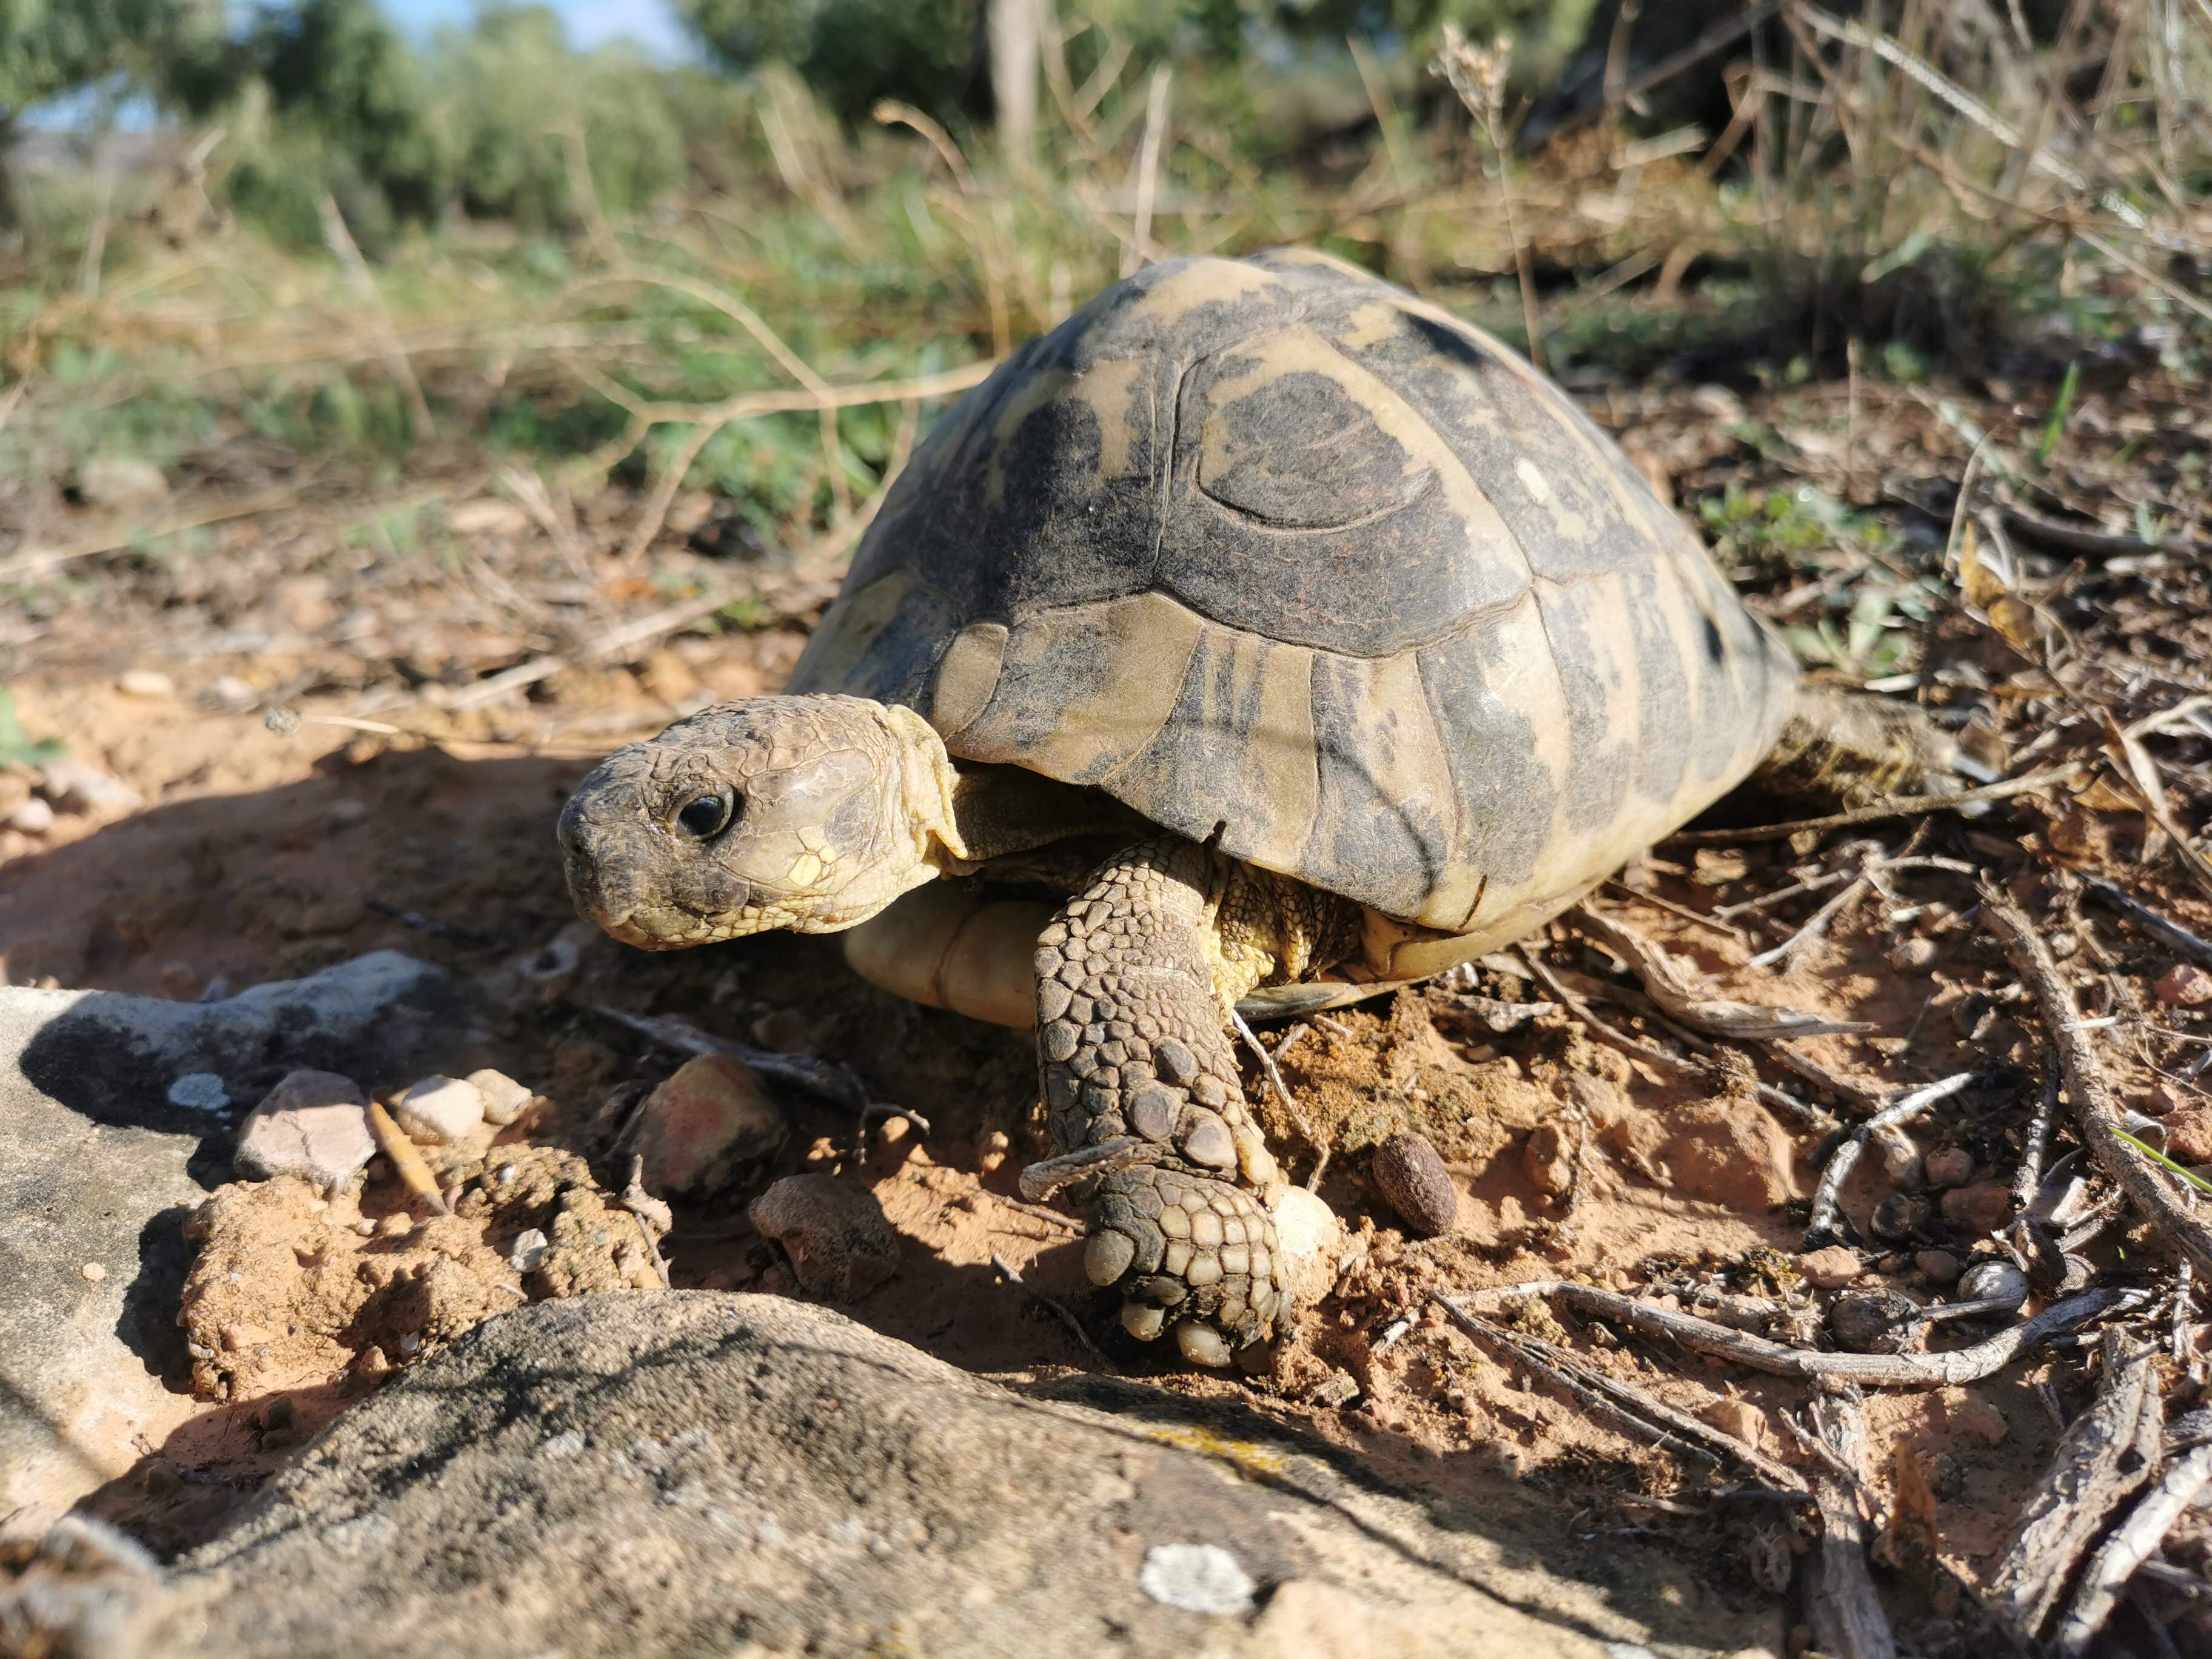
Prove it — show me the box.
[0,952,478,1537]
[15,1293,1769,1658]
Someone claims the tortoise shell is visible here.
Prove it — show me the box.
[788,247,1797,934]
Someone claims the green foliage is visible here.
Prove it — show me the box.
[674,0,980,127]
[0,689,61,769]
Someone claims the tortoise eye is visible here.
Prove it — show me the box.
[674,789,734,840]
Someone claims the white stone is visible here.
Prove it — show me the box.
[1267,1185,1345,1308]
[36,759,144,814]
[7,798,53,834]
[1139,1544,1255,1616]
[466,1067,534,1127]
[511,1228,550,1273]
[116,670,175,699]
[392,1075,485,1144]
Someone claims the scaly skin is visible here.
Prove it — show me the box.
[1036,838,1292,1367]
[559,695,1364,1365]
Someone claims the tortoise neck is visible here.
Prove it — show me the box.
[946,765,1147,867]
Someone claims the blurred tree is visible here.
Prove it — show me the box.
[0,0,226,225]
[674,0,984,127]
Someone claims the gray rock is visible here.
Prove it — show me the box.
[1,953,478,1537]
[18,1294,1747,1656]
[232,1070,374,1190]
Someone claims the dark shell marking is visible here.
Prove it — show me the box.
[788,246,1798,936]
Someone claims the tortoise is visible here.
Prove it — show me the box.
[559,247,1942,1367]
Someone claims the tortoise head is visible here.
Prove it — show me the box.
[558,694,968,948]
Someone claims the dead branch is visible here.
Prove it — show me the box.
[1805,1072,1979,1247]
[1805,1394,1897,1659]
[1018,1135,1161,1202]
[581,1004,868,1111]
[2052,1443,2212,1657]
[1987,1329,2162,1641]
[1982,885,2212,1278]
[1569,904,1874,1039]
[1458,1279,2139,1387]
[2013,1058,2063,1214]
[2082,874,2212,971]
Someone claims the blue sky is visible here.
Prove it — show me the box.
[384,0,693,61]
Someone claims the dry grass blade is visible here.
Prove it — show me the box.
[1569,905,1874,1040]
[1981,885,2212,1278]
[1986,1329,2162,1642]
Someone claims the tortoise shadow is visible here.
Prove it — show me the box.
[4,746,1763,1645]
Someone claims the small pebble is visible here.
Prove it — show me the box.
[2157,964,2212,1008]
[220,1323,267,1353]
[1138,1544,1256,1617]
[234,1070,374,1190]
[1958,1259,2029,1310]
[376,1213,413,1239]
[116,669,175,698]
[37,757,142,814]
[466,1068,535,1128]
[1797,1245,1862,1290]
[1522,1122,1574,1199]
[395,1333,423,1358]
[510,1228,550,1273]
[1915,1249,1962,1285]
[1888,937,1938,973]
[748,1174,898,1301]
[168,1072,230,1113]
[8,797,54,834]
[1923,1147,1975,1188]
[1939,1182,2014,1238]
[1370,1133,1458,1237]
[80,1262,108,1284]
[636,1054,786,1193]
[391,1075,486,1145]
[1829,1288,1916,1353]
[1870,1192,1933,1243]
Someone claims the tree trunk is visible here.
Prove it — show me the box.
[988,0,1039,161]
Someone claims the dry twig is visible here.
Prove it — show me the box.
[1805,1071,1979,1247]
[1570,904,1873,1040]
[1460,1279,2138,1386]
[1982,885,2212,1278]
[1671,763,2090,845]
[1804,1394,1897,1659]
[2052,1443,2212,1656]
[1988,1329,2162,1641]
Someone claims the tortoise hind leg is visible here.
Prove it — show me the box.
[1031,837,1285,1366]
[1748,686,1959,811]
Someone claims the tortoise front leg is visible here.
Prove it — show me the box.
[1030,836,1286,1367]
